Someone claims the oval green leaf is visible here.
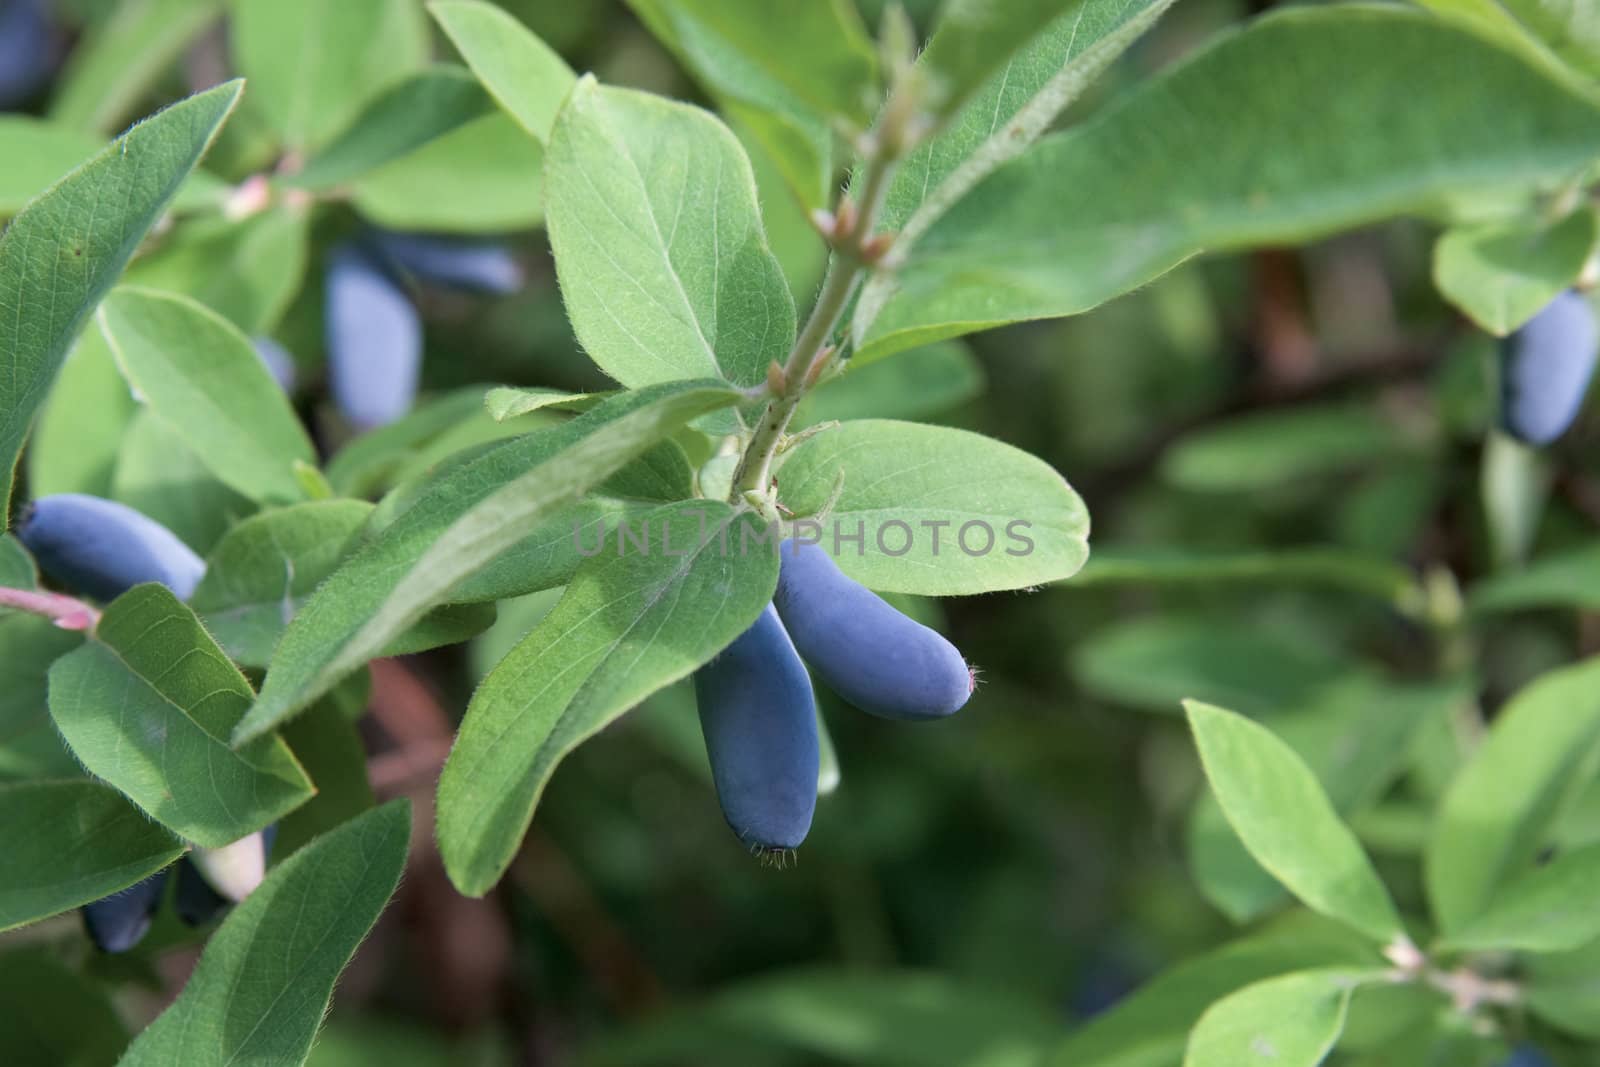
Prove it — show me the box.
[98,287,317,505]
[49,585,314,847]
[0,81,242,511]
[1186,701,1402,943]
[116,800,411,1067]
[777,419,1089,595]
[0,779,183,931]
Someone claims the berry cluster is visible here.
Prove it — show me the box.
[695,540,973,855]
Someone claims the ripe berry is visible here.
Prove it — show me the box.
[82,871,167,953]
[17,494,204,602]
[370,231,524,295]
[774,540,972,720]
[694,605,819,851]
[325,241,422,430]
[1501,289,1598,445]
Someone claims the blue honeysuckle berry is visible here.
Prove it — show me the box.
[1501,288,1599,446]
[0,0,59,110]
[694,605,819,852]
[82,870,168,953]
[774,539,973,721]
[1501,1046,1555,1067]
[369,231,524,295]
[325,241,422,431]
[17,494,205,602]
[173,860,229,928]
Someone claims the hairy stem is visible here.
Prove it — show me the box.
[731,141,903,504]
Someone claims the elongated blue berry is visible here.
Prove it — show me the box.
[82,870,168,953]
[326,242,422,430]
[1501,289,1599,445]
[0,0,57,110]
[774,540,972,720]
[17,494,205,602]
[695,605,818,851]
[371,231,524,294]
[177,824,277,926]
[174,860,227,928]
[251,336,298,392]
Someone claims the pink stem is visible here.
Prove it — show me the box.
[0,586,100,631]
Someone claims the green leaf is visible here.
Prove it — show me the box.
[438,502,774,895]
[1527,936,1600,1037]
[640,0,876,125]
[0,119,101,216]
[1469,542,1600,614]
[0,533,36,588]
[793,341,985,426]
[1186,701,1403,942]
[917,0,1144,120]
[1183,969,1380,1067]
[584,967,1057,1067]
[1426,655,1600,933]
[0,81,242,512]
[349,111,545,234]
[191,500,492,666]
[98,287,318,505]
[856,6,1600,362]
[110,410,255,555]
[1434,207,1600,335]
[1498,0,1600,81]
[0,779,183,931]
[0,946,130,1066]
[776,418,1089,595]
[0,117,225,218]
[626,0,876,207]
[428,0,576,143]
[49,0,226,133]
[26,328,137,499]
[324,387,491,497]
[484,387,609,422]
[0,614,84,781]
[125,206,310,333]
[1072,615,1350,716]
[1161,407,1424,494]
[191,500,374,665]
[273,679,377,859]
[1049,916,1379,1067]
[230,0,428,151]
[1189,679,1467,925]
[1441,842,1600,952]
[545,78,796,391]
[289,66,494,189]
[49,585,314,847]
[446,444,695,604]
[1073,546,1416,606]
[116,800,411,1067]
[239,382,740,744]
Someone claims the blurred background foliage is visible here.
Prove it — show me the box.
[4,0,1599,1064]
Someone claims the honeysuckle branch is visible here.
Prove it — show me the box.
[731,88,920,512]
[0,586,100,631]
[1383,935,1521,1018]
